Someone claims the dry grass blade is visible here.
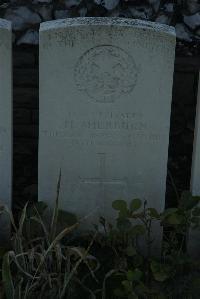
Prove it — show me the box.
[54,243,62,273]
[2,251,15,299]
[81,255,100,284]
[60,232,97,299]
[27,221,79,296]
[18,202,29,236]
[15,277,23,299]
[13,255,37,279]
[29,216,50,246]
[69,247,98,283]
[102,269,126,299]
[3,205,17,232]
[50,169,61,242]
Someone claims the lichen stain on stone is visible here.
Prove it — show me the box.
[40,17,175,51]
[40,17,175,38]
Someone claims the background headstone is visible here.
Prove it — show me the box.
[189,72,200,257]
[0,19,12,242]
[39,18,175,246]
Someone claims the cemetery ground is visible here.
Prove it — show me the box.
[0,189,200,299]
[0,8,199,299]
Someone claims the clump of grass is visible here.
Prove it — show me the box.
[1,174,98,299]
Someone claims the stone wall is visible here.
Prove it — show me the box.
[0,0,199,55]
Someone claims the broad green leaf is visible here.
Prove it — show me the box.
[118,208,129,219]
[128,293,138,299]
[126,246,137,257]
[122,280,132,292]
[150,261,171,282]
[112,200,127,212]
[161,208,178,220]
[2,252,15,299]
[127,269,142,282]
[130,225,146,236]
[147,208,160,219]
[112,199,127,215]
[130,199,142,212]
[117,218,132,231]
[165,213,184,225]
[127,270,135,281]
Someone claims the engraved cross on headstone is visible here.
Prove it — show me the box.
[80,153,127,209]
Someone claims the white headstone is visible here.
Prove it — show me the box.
[0,19,12,242]
[39,18,175,245]
[189,73,200,257]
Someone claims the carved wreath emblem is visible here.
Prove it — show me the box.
[74,45,138,103]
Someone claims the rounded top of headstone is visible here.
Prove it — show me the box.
[40,17,175,37]
[0,18,11,30]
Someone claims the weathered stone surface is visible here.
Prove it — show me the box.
[156,14,171,25]
[37,5,53,21]
[33,0,52,3]
[94,0,120,11]
[0,19,12,242]
[184,13,200,30]
[129,6,153,20]
[4,6,41,31]
[39,18,175,249]
[64,0,82,9]
[187,0,200,14]
[17,29,39,45]
[163,3,174,13]
[175,23,192,42]
[54,10,70,20]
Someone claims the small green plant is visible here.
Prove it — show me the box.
[92,193,200,298]
[0,190,199,298]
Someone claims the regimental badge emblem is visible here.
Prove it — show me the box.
[74,45,138,103]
